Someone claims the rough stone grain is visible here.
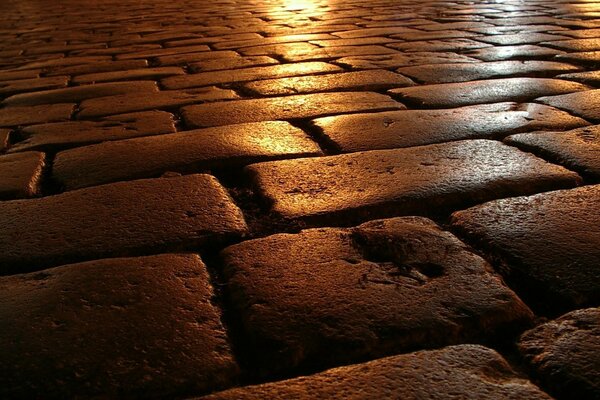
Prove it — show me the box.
[0,103,75,127]
[0,151,45,199]
[538,89,600,121]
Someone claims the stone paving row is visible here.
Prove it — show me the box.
[0,0,599,398]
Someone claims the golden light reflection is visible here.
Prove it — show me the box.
[283,0,320,12]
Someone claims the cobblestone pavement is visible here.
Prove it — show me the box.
[0,0,599,398]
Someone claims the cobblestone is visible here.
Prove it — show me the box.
[538,89,600,121]
[0,103,75,127]
[0,151,45,199]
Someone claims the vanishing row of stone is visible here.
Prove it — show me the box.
[1,213,598,398]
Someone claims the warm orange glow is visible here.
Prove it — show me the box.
[282,0,320,11]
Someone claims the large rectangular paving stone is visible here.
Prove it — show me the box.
[53,121,322,190]
[312,102,588,152]
[451,185,600,314]
[0,174,247,273]
[221,217,533,374]
[389,78,589,108]
[11,111,177,152]
[247,140,581,225]
[200,345,551,400]
[506,125,600,181]
[537,89,600,121]
[0,103,75,127]
[182,92,404,128]
[0,151,45,199]
[0,76,68,97]
[0,254,238,399]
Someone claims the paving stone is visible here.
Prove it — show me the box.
[157,50,240,66]
[182,92,404,128]
[72,67,185,84]
[77,87,238,118]
[0,103,75,127]
[212,34,335,50]
[538,89,600,121]
[0,76,69,97]
[1,81,159,107]
[557,70,600,85]
[279,45,400,62]
[466,45,566,61]
[12,111,176,152]
[164,33,263,47]
[237,42,320,57]
[220,217,533,373]
[162,62,342,89]
[337,52,481,69]
[115,44,211,60]
[313,102,588,152]
[0,253,238,398]
[519,308,600,399]
[388,38,492,52]
[13,56,112,71]
[478,33,570,45]
[542,38,600,52]
[0,69,40,82]
[0,151,45,199]
[389,78,589,108]
[506,125,600,181]
[556,51,600,66]
[308,36,397,47]
[0,174,247,272]
[190,56,278,72]
[397,61,580,84]
[44,59,149,77]
[451,185,600,314]
[332,27,420,38]
[245,70,414,96]
[0,129,9,152]
[53,121,322,190]
[247,140,580,225]
[200,345,551,400]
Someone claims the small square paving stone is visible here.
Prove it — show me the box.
[389,78,589,108]
[0,253,238,399]
[220,217,533,374]
[312,102,589,152]
[537,89,600,121]
[11,110,177,152]
[53,121,322,190]
[1,81,159,107]
[0,174,247,273]
[247,140,580,225]
[518,308,600,399]
[0,151,45,199]
[0,103,75,127]
[182,92,404,128]
[199,345,551,400]
[451,185,600,314]
[506,125,600,181]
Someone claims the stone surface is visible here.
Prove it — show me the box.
[478,33,570,45]
[337,52,480,69]
[247,140,580,225]
[542,38,600,52]
[53,121,322,190]
[557,70,600,85]
[466,45,566,61]
[0,151,45,199]
[201,345,551,400]
[506,125,600,181]
[0,253,238,399]
[11,111,177,152]
[182,92,404,128]
[72,67,185,84]
[312,102,589,152]
[556,51,600,66]
[190,56,278,72]
[0,129,9,152]
[538,89,600,121]
[0,103,75,127]
[519,308,600,399]
[0,76,68,97]
[0,174,247,273]
[451,185,600,314]
[390,78,589,108]
[221,217,533,373]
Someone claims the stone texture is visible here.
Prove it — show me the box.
[247,140,580,225]
[0,103,75,127]
[190,56,278,72]
[201,345,551,400]
[77,87,238,118]
[221,217,533,373]
[72,67,185,84]
[156,50,240,66]
[0,253,239,399]
[0,151,45,199]
[542,38,600,52]
[388,38,491,52]
[0,76,69,97]
[278,45,399,62]
[451,185,600,314]
[538,89,600,121]
[519,308,600,399]
[466,45,566,61]
[44,59,149,77]
[556,51,600,66]
[0,174,247,273]
[337,52,480,69]
[390,78,588,108]
[11,111,177,152]
[182,92,404,128]
[557,70,600,85]
[506,125,600,181]
[0,129,9,152]
[312,102,589,152]
[478,33,570,45]
[53,121,322,190]
[115,44,211,60]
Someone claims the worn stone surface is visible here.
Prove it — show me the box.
[190,56,278,72]
[0,129,9,152]
[221,217,533,373]
[451,185,600,314]
[538,89,600,121]
[313,102,589,152]
[556,51,600,66]
[337,52,480,69]
[390,78,589,108]
[542,38,600,52]
[247,140,580,225]
[557,70,600,85]
[72,67,185,84]
[53,121,322,190]
[506,125,600,181]
[519,308,600,399]
[0,76,68,97]
[388,38,491,52]
[11,111,177,152]
[183,92,404,128]
[0,103,75,127]
[201,345,551,399]
[0,174,248,273]
[0,253,239,399]
[466,44,566,61]
[0,151,45,199]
